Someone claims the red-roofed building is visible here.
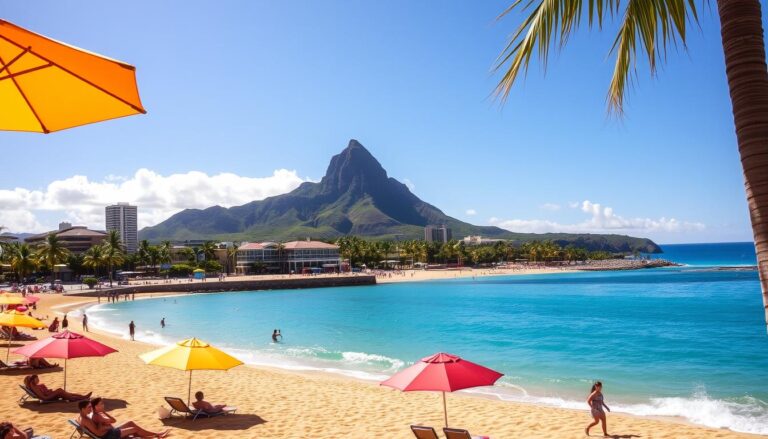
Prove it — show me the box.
[236,240,340,274]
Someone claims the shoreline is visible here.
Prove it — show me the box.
[58,295,743,435]
[1,271,762,438]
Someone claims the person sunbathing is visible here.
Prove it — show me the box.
[0,421,50,439]
[23,375,90,402]
[192,391,226,414]
[27,358,58,369]
[80,399,169,439]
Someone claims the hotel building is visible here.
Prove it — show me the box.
[236,240,341,274]
[425,224,452,243]
[106,203,138,254]
[25,222,107,254]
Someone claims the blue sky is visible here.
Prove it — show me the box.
[0,1,759,244]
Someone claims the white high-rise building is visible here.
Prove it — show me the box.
[105,203,138,254]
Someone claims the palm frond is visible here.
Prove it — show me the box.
[494,0,698,113]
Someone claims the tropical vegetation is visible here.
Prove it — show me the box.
[336,236,620,269]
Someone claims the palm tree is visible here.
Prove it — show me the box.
[226,244,239,275]
[9,243,36,282]
[137,240,152,268]
[159,241,172,273]
[200,241,218,262]
[147,246,161,275]
[103,231,125,287]
[276,242,286,273]
[83,245,106,276]
[37,233,71,287]
[494,0,768,329]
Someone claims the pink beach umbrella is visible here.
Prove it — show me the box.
[13,330,117,391]
[22,295,40,304]
[381,352,503,428]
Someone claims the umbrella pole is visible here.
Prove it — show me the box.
[64,358,67,392]
[443,391,448,428]
[188,370,193,407]
[6,331,11,363]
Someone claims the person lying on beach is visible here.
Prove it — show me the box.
[23,375,90,402]
[192,391,226,414]
[87,398,169,439]
[0,421,51,439]
[26,358,58,369]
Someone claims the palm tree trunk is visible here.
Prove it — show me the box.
[718,0,768,332]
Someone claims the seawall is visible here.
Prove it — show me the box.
[66,275,377,297]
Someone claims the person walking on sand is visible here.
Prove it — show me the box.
[82,313,88,332]
[129,321,135,341]
[585,381,610,436]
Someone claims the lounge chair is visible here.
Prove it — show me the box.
[68,419,98,439]
[0,359,31,370]
[68,419,137,439]
[443,427,490,439]
[18,384,61,405]
[164,396,236,420]
[410,425,439,439]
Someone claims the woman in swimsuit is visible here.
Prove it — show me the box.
[585,381,610,436]
[83,399,169,439]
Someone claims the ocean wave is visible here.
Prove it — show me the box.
[466,385,768,435]
[340,351,405,371]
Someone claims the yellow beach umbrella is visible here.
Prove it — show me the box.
[0,19,145,133]
[140,338,243,405]
[0,292,25,306]
[0,310,45,361]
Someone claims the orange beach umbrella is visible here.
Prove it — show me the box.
[0,19,145,133]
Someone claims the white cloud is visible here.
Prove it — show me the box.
[466,209,477,216]
[539,203,561,211]
[0,168,307,233]
[402,178,416,192]
[490,200,705,234]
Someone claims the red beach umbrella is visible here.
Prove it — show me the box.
[13,330,117,390]
[381,352,503,427]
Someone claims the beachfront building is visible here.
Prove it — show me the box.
[236,240,341,274]
[106,202,138,254]
[25,222,107,254]
[425,224,452,243]
[462,235,505,246]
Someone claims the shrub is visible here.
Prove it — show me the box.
[168,264,194,277]
[83,277,98,289]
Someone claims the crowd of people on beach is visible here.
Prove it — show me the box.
[5,369,239,438]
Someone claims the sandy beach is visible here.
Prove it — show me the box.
[0,275,759,439]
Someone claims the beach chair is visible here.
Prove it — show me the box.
[164,396,236,420]
[68,419,99,439]
[18,384,60,405]
[410,425,439,439]
[0,359,31,370]
[443,427,490,439]
[68,419,136,439]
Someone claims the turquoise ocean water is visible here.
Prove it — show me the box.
[87,242,768,434]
